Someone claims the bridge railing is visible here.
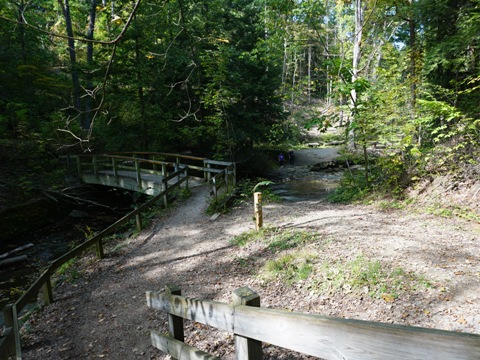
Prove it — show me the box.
[1,166,188,359]
[206,160,236,203]
[147,284,480,360]
[64,152,237,203]
[111,151,207,179]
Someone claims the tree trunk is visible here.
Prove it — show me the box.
[407,2,420,145]
[134,14,148,151]
[84,0,97,130]
[58,0,82,123]
[347,0,364,147]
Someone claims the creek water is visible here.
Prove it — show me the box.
[269,171,342,201]
[0,186,137,324]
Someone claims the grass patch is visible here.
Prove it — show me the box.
[313,256,432,299]
[54,258,82,283]
[262,252,316,284]
[267,229,319,251]
[231,228,432,300]
[327,170,370,203]
[230,227,270,246]
[426,204,480,222]
[377,199,407,211]
[230,227,321,249]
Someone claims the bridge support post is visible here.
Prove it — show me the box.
[135,160,142,190]
[112,157,119,184]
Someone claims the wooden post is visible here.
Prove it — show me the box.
[112,157,119,183]
[233,287,262,360]
[203,160,208,182]
[225,169,229,193]
[42,275,54,305]
[206,162,212,182]
[3,304,13,327]
[12,304,21,359]
[162,182,168,208]
[161,163,167,177]
[233,163,237,188]
[212,178,218,202]
[135,159,142,190]
[175,158,181,182]
[135,213,142,232]
[254,192,263,231]
[165,284,184,342]
[96,239,105,259]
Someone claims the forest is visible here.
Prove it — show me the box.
[0,0,479,203]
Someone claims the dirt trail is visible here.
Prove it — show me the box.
[20,149,480,359]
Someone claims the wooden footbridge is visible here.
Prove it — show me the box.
[64,151,235,199]
[1,151,236,359]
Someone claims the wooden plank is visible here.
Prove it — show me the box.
[15,269,51,312]
[146,292,234,332]
[113,151,206,162]
[164,168,187,182]
[204,159,233,166]
[150,331,221,360]
[203,167,224,174]
[233,306,480,360]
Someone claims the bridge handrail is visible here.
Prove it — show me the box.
[65,153,236,198]
[210,163,236,203]
[112,151,207,162]
[2,167,189,359]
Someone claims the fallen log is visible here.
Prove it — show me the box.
[0,243,34,260]
[0,255,28,268]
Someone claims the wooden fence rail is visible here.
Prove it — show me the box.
[1,167,189,359]
[147,284,480,360]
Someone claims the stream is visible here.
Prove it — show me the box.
[269,171,342,201]
[0,186,139,324]
[268,148,344,201]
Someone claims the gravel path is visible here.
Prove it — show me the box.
[20,152,480,359]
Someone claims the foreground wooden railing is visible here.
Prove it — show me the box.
[1,167,188,360]
[147,284,480,360]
